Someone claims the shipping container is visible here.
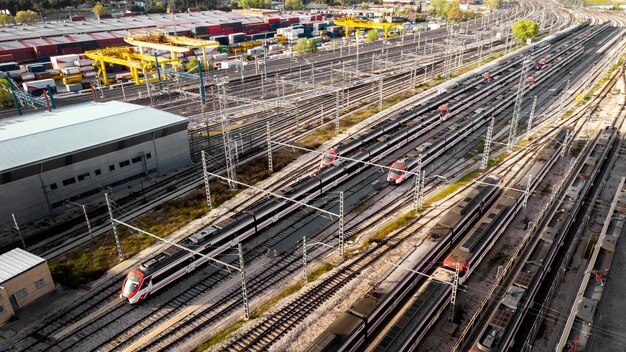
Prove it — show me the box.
[70,15,86,21]
[61,67,81,75]
[66,83,83,92]
[74,59,93,67]
[34,45,59,58]
[210,35,229,46]
[62,74,83,84]
[0,62,21,76]
[27,64,45,73]
[34,72,52,80]
[0,54,14,63]
[60,47,82,55]
[22,78,56,92]
[21,72,35,81]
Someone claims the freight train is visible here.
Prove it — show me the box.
[306,175,502,352]
[310,127,570,352]
[470,127,616,352]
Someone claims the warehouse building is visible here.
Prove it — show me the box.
[0,101,191,225]
[0,248,54,324]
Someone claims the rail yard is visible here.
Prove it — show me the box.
[0,0,625,351]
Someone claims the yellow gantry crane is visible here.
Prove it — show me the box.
[125,30,220,67]
[84,47,179,85]
[85,30,220,86]
[334,16,403,39]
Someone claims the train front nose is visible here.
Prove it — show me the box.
[121,269,144,302]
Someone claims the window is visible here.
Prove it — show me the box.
[0,305,4,314]
[119,160,130,168]
[34,278,46,289]
[77,173,90,181]
[94,169,101,176]
[62,177,76,186]
[131,156,142,164]
[15,288,28,299]
[109,165,115,171]
[50,183,58,190]
[146,153,152,159]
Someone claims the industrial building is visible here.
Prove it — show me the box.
[0,101,191,226]
[0,248,54,324]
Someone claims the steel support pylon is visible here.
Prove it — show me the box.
[105,193,124,261]
[482,116,495,169]
[561,129,571,158]
[339,191,345,260]
[11,213,26,249]
[201,150,212,209]
[507,57,531,151]
[378,78,384,111]
[221,118,237,189]
[238,243,250,320]
[526,95,537,138]
[523,174,533,210]
[450,262,460,322]
[303,236,308,284]
[267,121,273,173]
[413,154,424,211]
[335,91,341,135]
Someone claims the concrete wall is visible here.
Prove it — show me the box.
[0,129,191,226]
[0,262,54,321]
[0,286,15,325]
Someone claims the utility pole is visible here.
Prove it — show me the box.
[238,243,250,320]
[11,213,26,249]
[104,193,124,261]
[303,236,308,284]
[378,77,384,111]
[523,175,533,210]
[482,116,495,169]
[339,191,345,260]
[526,95,537,138]
[450,262,460,322]
[267,121,273,173]
[413,154,424,211]
[320,104,324,126]
[561,129,571,158]
[201,150,213,210]
[336,91,341,135]
[507,57,531,151]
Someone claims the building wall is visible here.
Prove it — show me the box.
[0,263,54,314]
[0,286,16,325]
[0,129,190,226]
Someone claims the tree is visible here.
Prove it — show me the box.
[611,1,621,10]
[293,38,308,55]
[0,78,14,108]
[0,13,15,25]
[14,10,38,24]
[512,19,539,44]
[485,0,502,10]
[92,4,108,20]
[186,57,199,72]
[361,1,368,8]
[447,3,462,21]
[366,29,378,42]
[431,0,447,17]
[306,38,317,53]
[285,0,303,9]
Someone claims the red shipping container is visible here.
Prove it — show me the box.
[34,45,59,58]
[222,27,234,35]
[0,54,14,63]
[34,72,52,80]
[258,23,270,31]
[208,24,222,34]
[265,17,280,23]
[61,47,82,54]
[287,17,299,24]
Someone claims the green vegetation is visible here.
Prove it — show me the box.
[237,0,272,9]
[363,211,418,246]
[14,10,38,24]
[485,0,503,10]
[194,262,335,351]
[0,13,15,25]
[366,29,379,43]
[293,38,318,55]
[430,0,479,21]
[0,79,14,109]
[50,148,304,289]
[92,4,108,20]
[284,0,304,9]
[512,19,539,44]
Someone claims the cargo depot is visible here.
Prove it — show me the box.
[0,10,351,92]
